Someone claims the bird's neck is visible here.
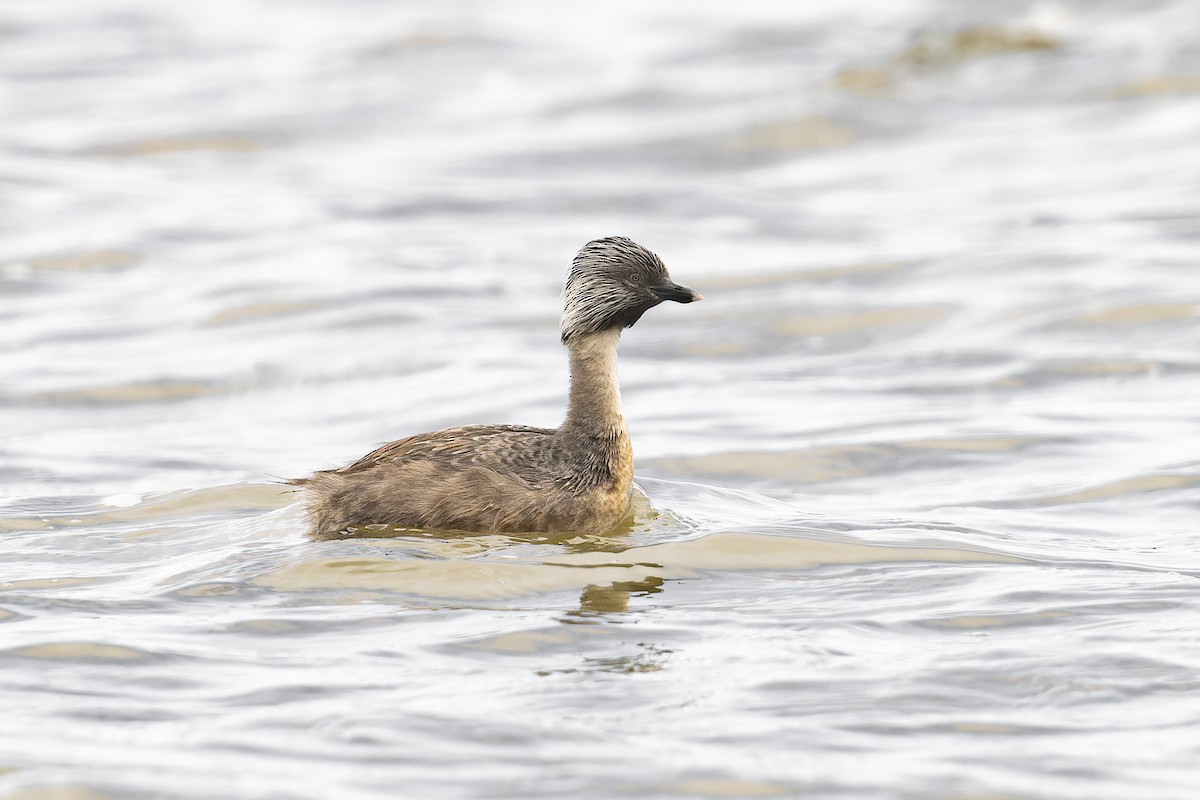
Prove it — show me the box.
[562,329,626,438]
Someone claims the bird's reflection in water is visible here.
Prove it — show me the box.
[307,489,675,618]
[566,576,666,619]
[537,640,673,676]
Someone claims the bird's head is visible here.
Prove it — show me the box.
[560,236,701,345]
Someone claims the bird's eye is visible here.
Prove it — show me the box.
[628,272,644,286]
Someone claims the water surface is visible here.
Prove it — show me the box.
[3,1,1200,798]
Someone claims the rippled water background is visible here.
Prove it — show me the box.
[3,0,1200,797]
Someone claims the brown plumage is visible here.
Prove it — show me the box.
[290,237,701,537]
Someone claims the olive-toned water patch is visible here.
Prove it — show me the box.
[832,66,894,96]
[991,358,1194,391]
[952,722,1020,735]
[463,625,619,655]
[223,619,313,636]
[256,531,1014,602]
[10,642,144,661]
[1028,474,1200,506]
[1,786,115,800]
[1110,75,1200,98]
[700,262,904,291]
[557,532,1014,573]
[927,610,1069,630]
[0,577,99,591]
[724,116,855,152]
[257,557,665,601]
[0,483,291,534]
[461,628,672,675]
[206,300,319,326]
[667,298,945,359]
[833,22,1063,96]
[681,341,751,357]
[655,779,794,797]
[900,25,1062,69]
[173,583,245,598]
[90,134,264,156]
[1066,302,1200,328]
[649,447,885,484]
[19,249,141,273]
[903,437,1041,453]
[32,380,222,405]
[1053,359,1162,376]
[646,437,1041,486]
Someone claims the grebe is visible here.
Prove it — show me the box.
[291,237,701,537]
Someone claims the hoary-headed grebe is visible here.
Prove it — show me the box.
[291,237,701,537]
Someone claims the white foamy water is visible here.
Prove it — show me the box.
[3,1,1200,798]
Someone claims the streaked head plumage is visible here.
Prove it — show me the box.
[560,237,700,345]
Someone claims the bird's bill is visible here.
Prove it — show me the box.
[650,283,703,303]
